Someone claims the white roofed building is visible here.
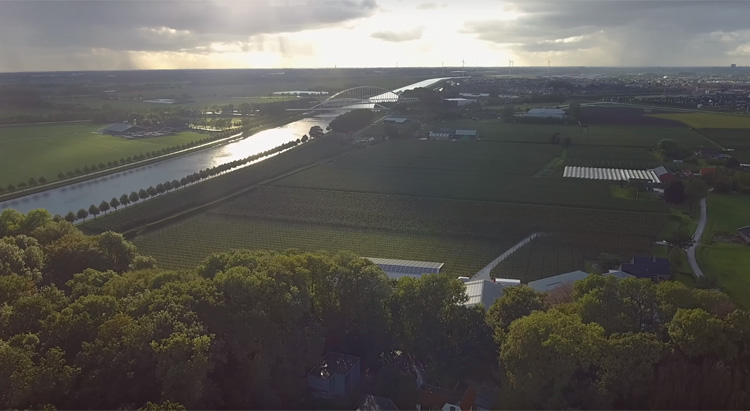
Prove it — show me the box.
[528,270,590,292]
[367,257,443,280]
[524,108,566,119]
[463,279,507,310]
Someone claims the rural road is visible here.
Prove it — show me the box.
[473,233,544,280]
[686,197,707,278]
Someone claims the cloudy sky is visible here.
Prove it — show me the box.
[0,0,748,72]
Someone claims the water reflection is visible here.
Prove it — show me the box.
[1,115,334,216]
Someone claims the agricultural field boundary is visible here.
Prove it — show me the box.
[473,232,546,280]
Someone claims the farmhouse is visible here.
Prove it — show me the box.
[524,108,566,119]
[307,352,361,399]
[738,226,750,244]
[101,123,144,136]
[366,257,443,280]
[620,256,671,281]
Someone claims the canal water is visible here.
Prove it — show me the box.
[1,77,450,216]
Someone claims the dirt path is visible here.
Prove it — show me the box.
[473,233,545,280]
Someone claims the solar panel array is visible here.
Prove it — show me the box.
[563,166,661,183]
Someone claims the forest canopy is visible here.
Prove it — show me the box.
[0,209,748,410]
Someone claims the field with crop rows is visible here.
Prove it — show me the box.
[435,119,711,147]
[82,138,356,234]
[335,140,562,175]
[491,233,657,282]
[272,164,669,212]
[648,112,750,129]
[212,187,669,239]
[133,215,513,276]
[564,146,660,169]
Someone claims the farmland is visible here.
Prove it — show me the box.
[491,234,657,282]
[435,119,713,147]
[648,112,750,129]
[0,122,212,187]
[696,194,750,307]
[564,145,660,168]
[134,187,667,276]
[272,162,668,212]
[133,215,514,275]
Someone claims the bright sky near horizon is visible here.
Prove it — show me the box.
[0,0,748,72]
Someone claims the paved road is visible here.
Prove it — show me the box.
[473,233,544,280]
[687,197,707,278]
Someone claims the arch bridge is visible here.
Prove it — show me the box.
[303,86,419,111]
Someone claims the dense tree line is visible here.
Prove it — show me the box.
[2,209,749,409]
[328,109,375,134]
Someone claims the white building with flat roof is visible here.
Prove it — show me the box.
[524,108,566,119]
[367,257,443,280]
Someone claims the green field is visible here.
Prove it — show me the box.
[432,119,712,148]
[491,234,657,282]
[649,112,750,129]
[0,123,211,187]
[134,186,667,277]
[133,215,512,276]
[704,194,750,241]
[694,128,750,161]
[564,145,660,168]
[697,194,750,307]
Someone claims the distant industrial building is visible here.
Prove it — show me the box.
[459,92,491,98]
[101,123,144,136]
[143,98,176,104]
[366,257,443,280]
[524,108,566,119]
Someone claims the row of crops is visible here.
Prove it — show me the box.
[213,187,669,239]
[133,215,513,276]
[490,233,656,282]
[334,140,563,176]
[272,164,670,212]
[81,138,355,234]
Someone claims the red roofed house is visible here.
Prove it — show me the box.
[700,167,717,176]
[417,382,476,411]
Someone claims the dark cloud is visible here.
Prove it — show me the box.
[371,27,424,42]
[465,0,750,65]
[0,0,377,56]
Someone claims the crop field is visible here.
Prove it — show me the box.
[564,146,660,168]
[211,187,668,238]
[695,128,750,150]
[0,123,213,187]
[334,140,563,175]
[135,187,668,278]
[81,138,356,234]
[704,194,750,241]
[579,106,686,127]
[434,119,712,148]
[491,233,659,282]
[272,163,669,212]
[697,244,750,308]
[133,215,513,276]
[648,112,750,129]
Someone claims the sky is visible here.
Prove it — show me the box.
[0,0,748,72]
